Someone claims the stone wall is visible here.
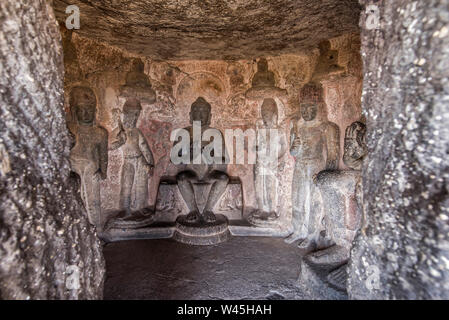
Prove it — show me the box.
[62,28,363,231]
[0,0,104,299]
[348,0,449,299]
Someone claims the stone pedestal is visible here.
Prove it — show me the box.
[106,209,157,230]
[246,212,283,229]
[173,214,231,245]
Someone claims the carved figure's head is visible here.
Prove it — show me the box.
[300,102,318,122]
[122,98,142,129]
[190,97,211,126]
[70,86,97,126]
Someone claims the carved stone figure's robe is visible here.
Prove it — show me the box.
[290,121,339,238]
[112,127,154,211]
[69,125,108,227]
[255,127,287,214]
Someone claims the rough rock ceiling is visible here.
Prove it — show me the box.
[53,0,361,60]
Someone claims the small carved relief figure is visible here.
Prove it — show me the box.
[311,40,345,82]
[343,121,367,170]
[110,98,154,215]
[246,58,287,100]
[120,59,156,105]
[251,58,276,88]
[285,83,340,245]
[249,98,287,224]
[226,62,245,91]
[175,97,229,224]
[68,86,108,230]
[304,121,367,291]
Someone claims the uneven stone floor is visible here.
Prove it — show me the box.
[103,237,311,300]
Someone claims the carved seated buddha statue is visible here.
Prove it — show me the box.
[245,58,287,100]
[120,59,156,105]
[172,97,229,224]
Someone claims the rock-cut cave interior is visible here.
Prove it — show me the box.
[1,0,449,301]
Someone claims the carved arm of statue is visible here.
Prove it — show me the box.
[98,127,109,180]
[66,112,77,150]
[325,122,340,170]
[290,137,302,158]
[278,129,288,159]
[109,112,127,151]
[277,129,288,170]
[138,131,154,173]
[289,118,301,158]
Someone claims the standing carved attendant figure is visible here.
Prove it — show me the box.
[68,86,108,230]
[111,98,154,214]
[285,84,339,246]
[250,98,287,222]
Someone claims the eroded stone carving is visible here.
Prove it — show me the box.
[311,40,345,82]
[108,98,155,229]
[120,59,156,104]
[226,61,246,91]
[248,98,288,226]
[68,86,108,230]
[285,83,340,244]
[343,121,366,170]
[175,97,229,224]
[170,97,232,245]
[245,58,287,100]
[304,121,367,291]
[252,58,275,87]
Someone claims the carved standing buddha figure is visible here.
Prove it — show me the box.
[107,98,155,229]
[68,86,108,230]
[249,98,287,225]
[285,83,340,246]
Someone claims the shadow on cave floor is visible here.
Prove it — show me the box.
[103,237,314,300]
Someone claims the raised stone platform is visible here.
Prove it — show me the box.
[246,211,284,229]
[99,224,175,243]
[105,209,157,230]
[172,214,231,245]
[99,219,290,243]
[228,220,290,237]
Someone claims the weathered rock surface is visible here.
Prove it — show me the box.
[348,0,449,299]
[0,0,104,299]
[52,0,361,60]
